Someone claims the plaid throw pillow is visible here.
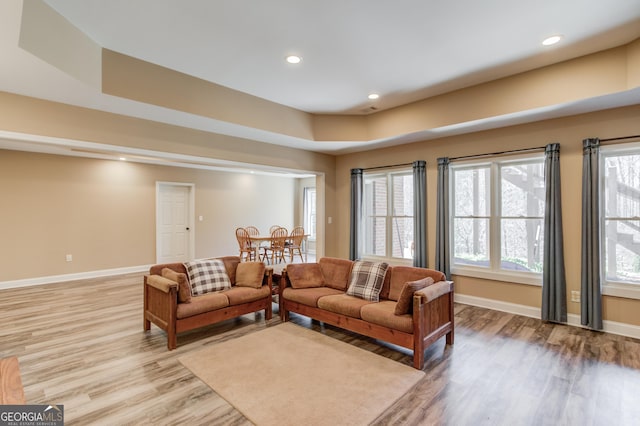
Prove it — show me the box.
[184,259,232,296]
[346,261,389,301]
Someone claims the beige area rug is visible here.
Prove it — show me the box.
[179,322,425,426]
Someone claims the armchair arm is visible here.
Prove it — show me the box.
[280,268,294,289]
[145,275,179,293]
[414,280,454,304]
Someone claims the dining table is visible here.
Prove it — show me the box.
[248,234,309,263]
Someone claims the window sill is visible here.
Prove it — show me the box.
[602,282,640,300]
[360,256,414,267]
[451,266,542,286]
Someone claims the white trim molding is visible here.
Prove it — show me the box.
[0,264,151,291]
[455,293,640,340]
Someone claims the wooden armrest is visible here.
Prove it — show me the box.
[262,267,273,291]
[145,275,178,293]
[280,269,292,289]
[414,281,453,303]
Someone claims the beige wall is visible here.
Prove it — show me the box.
[0,91,339,273]
[335,104,640,326]
[0,150,297,281]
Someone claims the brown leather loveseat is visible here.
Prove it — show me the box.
[144,256,273,349]
[279,257,454,369]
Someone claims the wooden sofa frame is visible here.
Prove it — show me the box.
[144,263,273,350]
[279,269,454,370]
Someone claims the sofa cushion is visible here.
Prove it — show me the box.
[235,262,265,289]
[223,285,271,305]
[378,270,393,301]
[282,287,343,307]
[286,263,325,289]
[184,259,232,296]
[219,256,241,285]
[162,268,192,303]
[361,301,413,334]
[176,292,230,319]
[388,267,446,301]
[345,261,389,302]
[317,294,375,318]
[394,277,434,315]
[319,257,354,291]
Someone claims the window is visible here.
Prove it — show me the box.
[303,187,316,240]
[451,157,545,283]
[602,147,640,286]
[362,170,413,260]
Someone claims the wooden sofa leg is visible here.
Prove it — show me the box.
[265,303,273,320]
[280,308,290,322]
[168,324,177,350]
[413,346,425,370]
[446,329,454,345]
[143,317,150,331]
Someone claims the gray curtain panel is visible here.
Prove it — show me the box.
[435,157,451,278]
[581,138,603,330]
[413,161,427,268]
[541,143,567,323]
[349,168,363,261]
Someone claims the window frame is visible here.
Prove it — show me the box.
[361,168,414,264]
[600,142,640,300]
[303,187,316,241]
[449,154,545,286]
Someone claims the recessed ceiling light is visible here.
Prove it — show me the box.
[542,35,562,46]
[286,55,301,64]
[368,93,380,100]
[119,157,127,161]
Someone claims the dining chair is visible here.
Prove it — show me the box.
[235,227,257,261]
[262,227,288,264]
[269,225,284,234]
[285,226,305,263]
[245,226,260,236]
[246,225,266,252]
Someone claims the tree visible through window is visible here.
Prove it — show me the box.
[451,158,545,274]
[603,150,640,284]
[363,171,413,259]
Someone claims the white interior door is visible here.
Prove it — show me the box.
[156,183,194,263]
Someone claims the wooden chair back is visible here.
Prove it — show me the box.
[270,227,288,249]
[289,226,305,246]
[269,225,284,234]
[245,226,260,236]
[235,227,255,261]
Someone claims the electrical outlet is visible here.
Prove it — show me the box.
[66,254,73,262]
[571,290,580,303]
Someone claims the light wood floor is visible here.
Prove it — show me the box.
[2,273,640,425]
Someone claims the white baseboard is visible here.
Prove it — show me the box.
[0,265,151,291]
[455,293,640,340]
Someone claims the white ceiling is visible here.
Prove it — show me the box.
[1,0,640,160]
[42,0,640,114]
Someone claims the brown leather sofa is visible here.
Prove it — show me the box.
[144,256,273,349]
[279,257,454,369]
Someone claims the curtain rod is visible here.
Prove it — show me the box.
[362,162,414,171]
[599,134,640,143]
[449,145,546,162]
